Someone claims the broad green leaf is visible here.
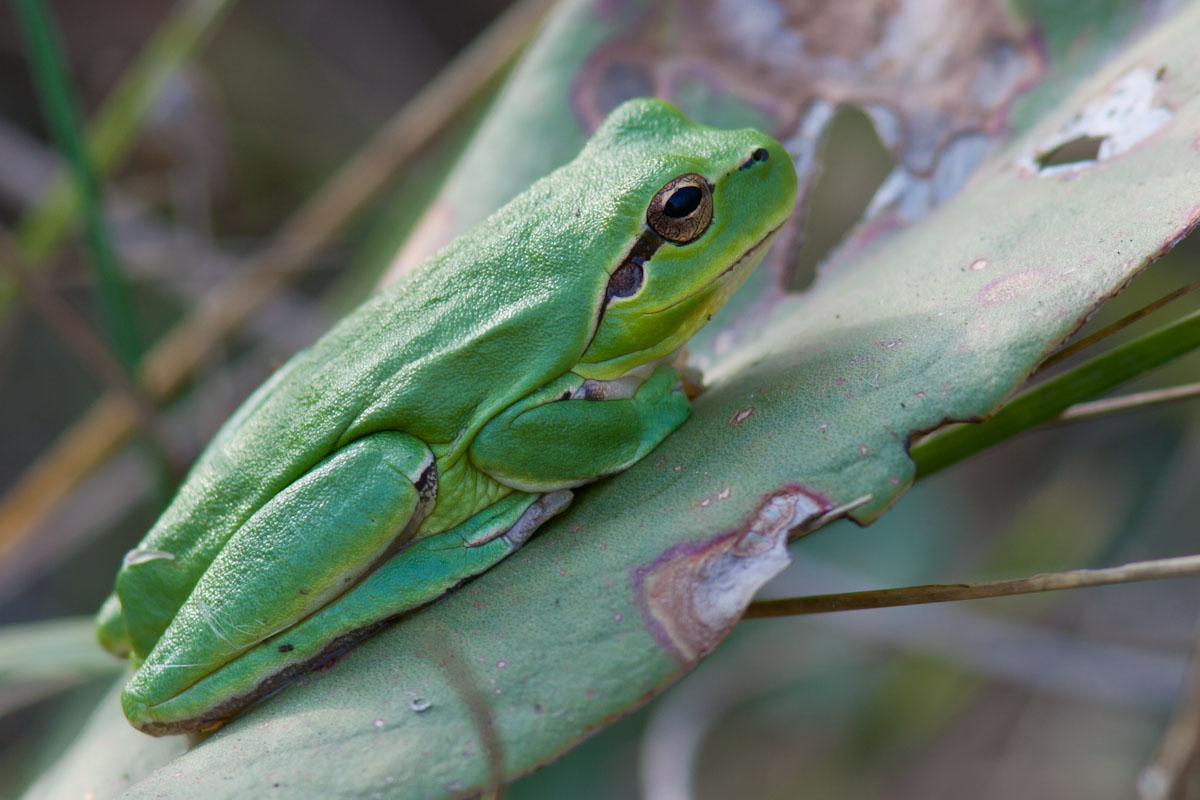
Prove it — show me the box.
[0,617,123,717]
[21,680,187,800]
[28,1,1200,798]
[912,309,1200,477]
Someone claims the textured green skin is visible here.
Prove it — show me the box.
[94,98,797,734]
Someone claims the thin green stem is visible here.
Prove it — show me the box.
[1036,275,1200,373]
[911,309,1200,478]
[14,0,142,368]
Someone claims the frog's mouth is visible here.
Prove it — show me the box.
[645,222,784,317]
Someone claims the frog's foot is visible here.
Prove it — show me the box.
[457,488,573,548]
[123,489,571,735]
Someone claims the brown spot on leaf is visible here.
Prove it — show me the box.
[567,0,1041,340]
[575,0,1039,223]
[784,0,900,60]
[633,488,824,662]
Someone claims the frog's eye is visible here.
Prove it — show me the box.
[647,173,713,244]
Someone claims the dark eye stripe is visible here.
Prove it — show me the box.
[603,231,661,307]
[606,259,644,299]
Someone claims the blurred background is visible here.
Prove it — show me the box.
[1,2,1199,798]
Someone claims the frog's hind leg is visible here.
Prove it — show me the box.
[122,430,435,733]
[124,489,571,735]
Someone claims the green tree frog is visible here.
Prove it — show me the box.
[96,98,798,735]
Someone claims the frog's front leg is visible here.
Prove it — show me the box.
[469,364,691,491]
[122,430,435,732]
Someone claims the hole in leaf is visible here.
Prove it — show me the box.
[1036,136,1105,170]
[790,106,895,291]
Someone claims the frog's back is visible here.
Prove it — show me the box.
[205,194,606,510]
[105,181,611,658]
[103,97,714,657]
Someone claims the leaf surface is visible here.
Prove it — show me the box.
[27,1,1200,798]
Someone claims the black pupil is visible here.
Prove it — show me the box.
[663,185,702,218]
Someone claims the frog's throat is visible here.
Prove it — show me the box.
[578,220,783,380]
[644,221,783,317]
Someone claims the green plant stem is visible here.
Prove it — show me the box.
[14,0,142,368]
[911,308,1200,478]
[3,0,236,316]
[1035,275,1200,373]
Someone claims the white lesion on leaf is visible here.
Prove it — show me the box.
[1020,66,1174,177]
[637,488,823,662]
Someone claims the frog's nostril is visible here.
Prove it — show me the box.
[739,148,770,170]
